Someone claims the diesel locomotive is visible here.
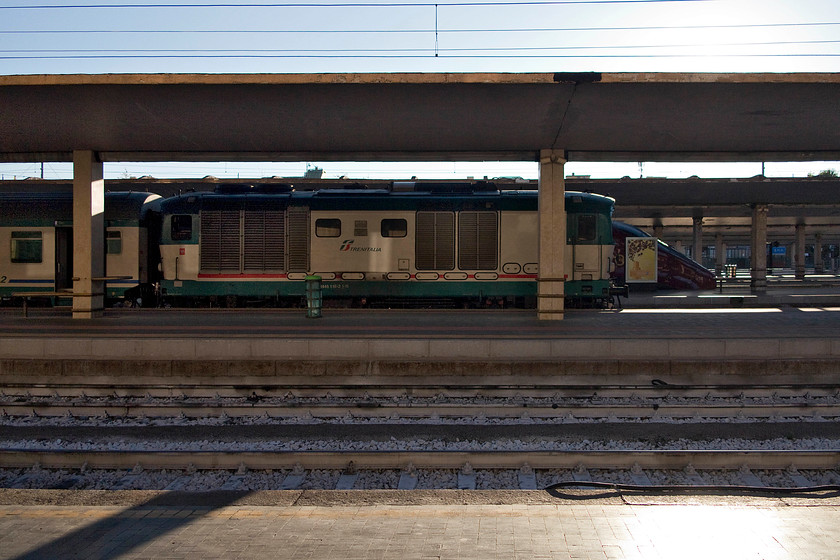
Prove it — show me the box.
[157,182,616,308]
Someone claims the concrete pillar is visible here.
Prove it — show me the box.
[537,149,566,321]
[795,224,806,279]
[715,234,725,276]
[692,217,703,265]
[750,204,768,294]
[72,150,105,319]
[815,233,824,274]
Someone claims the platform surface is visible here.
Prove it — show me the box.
[2,286,840,362]
[1,490,839,560]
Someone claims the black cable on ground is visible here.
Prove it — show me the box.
[545,480,840,495]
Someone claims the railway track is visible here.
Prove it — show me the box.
[3,387,840,421]
[3,383,840,491]
[4,382,840,398]
[3,401,840,421]
[3,448,839,472]
[2,448,839,491]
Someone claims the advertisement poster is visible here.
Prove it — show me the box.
[626,237,658,283]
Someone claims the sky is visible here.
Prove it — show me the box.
[1,0,838,181]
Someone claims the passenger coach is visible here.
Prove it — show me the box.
[0,191,160,303]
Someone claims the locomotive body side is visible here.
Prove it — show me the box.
[156,185,616,307]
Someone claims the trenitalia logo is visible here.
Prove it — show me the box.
[339,240,381,252]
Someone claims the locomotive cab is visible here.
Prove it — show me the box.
[564,192,616,306]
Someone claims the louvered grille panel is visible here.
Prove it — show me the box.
[458,212,479,270]
[415,213,436,270]
[287,206,309,272]
[435,212,455,270]
[477,212,498,270]
[263,211,286,271]
[459,212,498,270]
[219,211,242,271]
[243,211,265,271]
[200,210,222,271]
[203,209,287,274]
[416,212,454,270]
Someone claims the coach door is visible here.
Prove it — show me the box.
[55,226,73,291]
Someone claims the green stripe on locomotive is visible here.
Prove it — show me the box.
[160,278,536,299]
[161,278,611,301]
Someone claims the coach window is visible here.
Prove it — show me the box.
[171,215,193,241]
[10,231,42,263]
[316,218,341,237]
[106,231,122,254]
[381,219,407,238]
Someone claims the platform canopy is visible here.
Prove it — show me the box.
[1,72,840,164]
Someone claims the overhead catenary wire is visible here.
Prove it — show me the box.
[3,53,839,60]
[5,39,838,54]
[1,2,834,63]
[2,21,838,34]
[0,0,836,69]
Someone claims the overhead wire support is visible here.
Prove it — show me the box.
[435,4,439,57]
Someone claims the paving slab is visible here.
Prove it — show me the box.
[0,490,839,560]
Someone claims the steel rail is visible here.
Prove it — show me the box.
[3,402,840,420]
[3,383,840,399]
[1,449,838,471]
